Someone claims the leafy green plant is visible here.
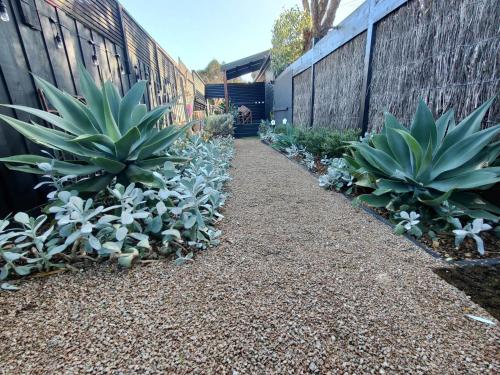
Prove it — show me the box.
[394,211,422,237]
[272,124,300,151]
[453,218,492,255]
[294,128,357,158]
[347,98,500,220]
[205,114,234,138]
[0,64,188,192]
[318,158,353,192]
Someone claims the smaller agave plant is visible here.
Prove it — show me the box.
[0,64,190,192]
[453,218,492,255]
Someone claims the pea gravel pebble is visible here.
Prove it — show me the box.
[1,139,499,374]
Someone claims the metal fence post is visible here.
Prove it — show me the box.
[309,38,317,128]
[358,0,376,136]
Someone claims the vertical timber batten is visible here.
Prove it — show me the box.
[358,0,376,136]
[223,70,229,113]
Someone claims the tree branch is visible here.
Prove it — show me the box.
[320,0,341,37]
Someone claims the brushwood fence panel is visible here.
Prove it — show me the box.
[292,68,312,127]
[313,31,366,130]
[274,0,499,134]
[0,0,203,216]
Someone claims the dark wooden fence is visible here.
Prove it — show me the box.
[0,0,206,216]
[273,0,499,133]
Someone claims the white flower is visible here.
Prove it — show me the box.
[270,120,276,126]
[282,118,287,125]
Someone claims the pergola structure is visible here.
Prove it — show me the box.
[220,50,269,112]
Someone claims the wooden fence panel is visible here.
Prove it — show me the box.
[0,0,202,216]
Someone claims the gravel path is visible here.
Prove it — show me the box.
[1,139,499,374]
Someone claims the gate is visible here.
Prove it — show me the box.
[206,82,265,138]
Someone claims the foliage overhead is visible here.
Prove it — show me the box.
[0,64,189,192]
[302,0,341,42]
[196,59,243,84]
[271,6,311,76]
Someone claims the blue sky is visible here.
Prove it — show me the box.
[119,0,364,71]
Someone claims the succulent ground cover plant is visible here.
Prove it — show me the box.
[0,64,189,192]
[0,135,234,288]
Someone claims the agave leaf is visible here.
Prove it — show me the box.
[0,155,101,176]
[125,165,163,187]
[353,143,402,177]
[118,80,147,132]
[394,129,423,173]
[102,82,122,140]
[115,127,141,161]
[78,62,105,127]
[451,192,500,215]
[417,190,453,206]
[68,133,116,151]
[0,115,100,158]
[385,126,412,173]
[410,99,436,150]
[131,104,147,125]
[103,81,121,122]
[90,157,126,174]
[137,124,190,160]
[377,179,413,193]
[2,104,83,135]
[431,125,500,179]
[356,193,392,208]
[437,142,499,180]
[135,156,189,169]
[436,97,495,159]
[33,75,98,135]
[136,105,170,134]
[68,174,115,192]
[435,109,455,146]
[428,168,500,192]
[416,140,433,182]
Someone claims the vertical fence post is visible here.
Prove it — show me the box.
[117,4,133,78]
[358,0,376,136]
[223,70,229,113]
[309,38,317,128]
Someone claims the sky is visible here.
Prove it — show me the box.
[119,0,364,72]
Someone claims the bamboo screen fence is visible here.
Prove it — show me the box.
[275,0,499,134]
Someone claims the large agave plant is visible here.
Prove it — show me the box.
[346,98,500,220]
[0,64,189,191]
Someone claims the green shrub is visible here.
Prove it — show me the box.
[204,114,234,138]
[295,128,358,158]
[346,98,500,220]
[272,124,301,151]
[0,64,188,192]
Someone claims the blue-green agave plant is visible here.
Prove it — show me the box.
[346,98,500,220]
[0,64,189,192]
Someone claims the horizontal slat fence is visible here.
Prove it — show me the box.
[0,0,205,216]
[274,0,499,134]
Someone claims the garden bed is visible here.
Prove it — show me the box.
[261,139,500,267]
[434,265,500,320]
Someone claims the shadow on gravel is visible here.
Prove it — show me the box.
[434,265,500,320]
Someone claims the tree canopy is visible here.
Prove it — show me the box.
[270,6,311,77]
